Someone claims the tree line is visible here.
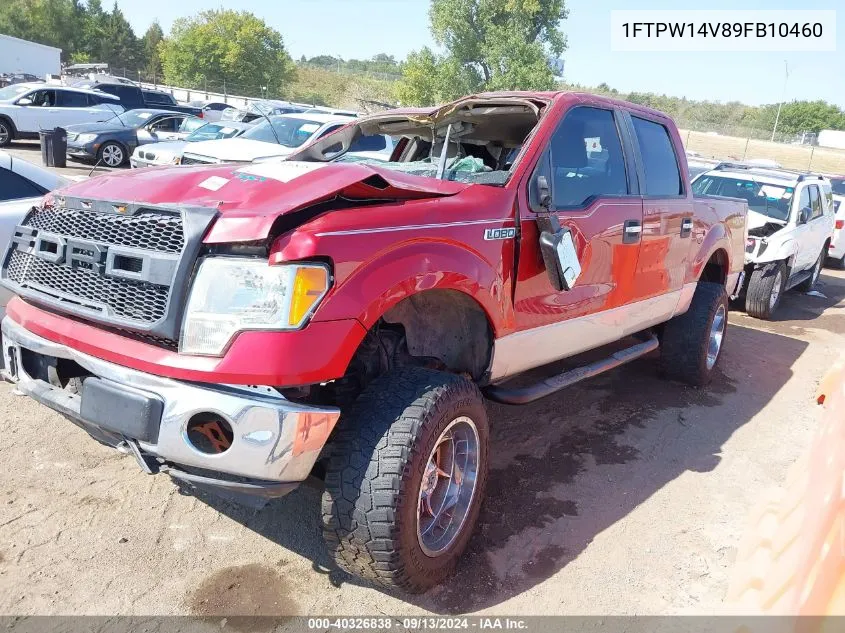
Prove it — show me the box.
[2,0,843,138]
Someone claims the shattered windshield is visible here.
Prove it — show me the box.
[290,98,543,187]
[336,153,510,185]
[692,175,793,221]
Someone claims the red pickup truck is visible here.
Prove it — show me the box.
[0,91,747,592]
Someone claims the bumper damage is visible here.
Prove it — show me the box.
[1,316,340,504]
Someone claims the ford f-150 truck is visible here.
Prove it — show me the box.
[0,92,747,592]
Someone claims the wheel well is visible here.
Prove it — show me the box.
[701,249,728,285]
[381,289,493,380]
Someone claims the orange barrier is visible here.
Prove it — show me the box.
[728,356,845,623]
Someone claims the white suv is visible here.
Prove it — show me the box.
[692,164,835,319]
[0,83,123,147]
[826,176,845,267]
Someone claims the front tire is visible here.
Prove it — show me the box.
[97,141,126,167]
[745,262,786,320]
[660,281,728,386]
[321,366,489,593]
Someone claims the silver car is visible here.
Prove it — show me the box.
[0,150,70,318]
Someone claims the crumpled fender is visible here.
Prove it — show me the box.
[752,237,798,265]
[311,239,508,336]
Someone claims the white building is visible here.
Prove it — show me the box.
[0,34,61,78]
[818,129,845,151]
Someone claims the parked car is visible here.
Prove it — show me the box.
[220,99,307,123]
[180,112,354,164]
[0,149,69,318]
[73,79,203,118]
[0,73,43,88]
[303,107,359,118]
[692,163,835,319]
[130,120,253,168]
[0,82,123,147]
[0,91,748,592]
[826,176,845,267]
[186,100,233,122]
[65,110,204,167]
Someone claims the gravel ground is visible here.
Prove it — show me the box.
[0,158,842,615]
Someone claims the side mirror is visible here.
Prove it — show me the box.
[16,97,32,106]
[537,175,551,210]
[538,218,581,292]
[799,207,812,224]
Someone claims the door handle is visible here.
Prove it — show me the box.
[681,218,693,238]
[623,219,642,244]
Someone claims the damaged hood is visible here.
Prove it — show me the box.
[747,209,787,231]
[49,160,469,242]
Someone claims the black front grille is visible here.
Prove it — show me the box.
[26,207,184,253]
[181,155,213,166]
[6,250,170,324]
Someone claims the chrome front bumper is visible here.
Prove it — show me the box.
[1,316,341,499]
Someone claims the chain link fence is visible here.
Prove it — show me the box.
[678,120,845,175]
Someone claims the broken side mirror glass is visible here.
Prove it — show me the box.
[537,215,581,292]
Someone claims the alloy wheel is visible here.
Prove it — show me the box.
[417,416,480,557]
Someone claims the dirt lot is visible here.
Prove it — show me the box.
[1,265,843,617]
[680,129,845,175]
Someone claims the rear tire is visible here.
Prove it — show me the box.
[745,262,785,320]
[0,118,14,147]
[660,281,728,386]
[321,366,489,593]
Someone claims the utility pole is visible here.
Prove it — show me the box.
[771,60,789,142]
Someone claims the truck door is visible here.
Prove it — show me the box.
[504,105,644,378]
[626,114,692,301]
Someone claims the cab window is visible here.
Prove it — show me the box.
[631,116,682,196]
[545,106,628,208]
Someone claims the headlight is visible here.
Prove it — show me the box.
[180,258,331,356]
[77,133,98,144]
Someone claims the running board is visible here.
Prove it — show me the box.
[483,336,660,405]
[785,269,812,291]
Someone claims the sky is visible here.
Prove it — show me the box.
[115,0,844,107]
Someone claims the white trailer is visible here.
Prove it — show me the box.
[0,34,61,78]
[818,129,845,150]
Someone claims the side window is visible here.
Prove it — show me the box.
[179,117,205,133]
[797,187,811,221]
[0,167,45,201]
[809,185,823,219]
[30,90,56,107]
[350,134,387,152]
[56,90,88,107]
[822,184,833,214]
[150,116,181,132]
[547,106,628,208]
[631,116,682,196]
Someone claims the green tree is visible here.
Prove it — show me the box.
[141,21,164,79]
[399,0,567,105]
[98,1,142,73]
[160,9,296,96]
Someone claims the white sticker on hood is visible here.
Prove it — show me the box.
[236,161,327,183]
[198,176,229,191]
